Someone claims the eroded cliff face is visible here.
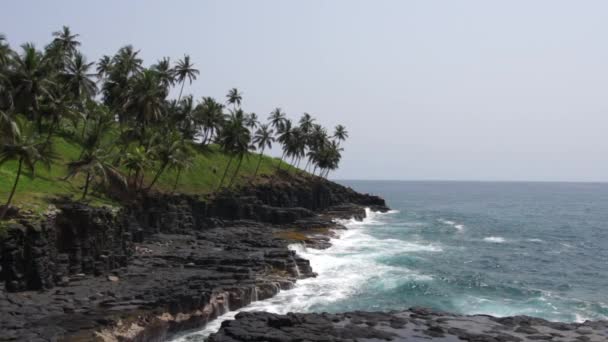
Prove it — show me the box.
[1,205,133,292]
[0,175,385,341]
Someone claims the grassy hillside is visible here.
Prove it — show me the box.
[0,135,295,214]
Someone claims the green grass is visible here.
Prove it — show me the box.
[0,132,298,214]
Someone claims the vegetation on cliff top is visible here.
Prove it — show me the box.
[0,27,349,218]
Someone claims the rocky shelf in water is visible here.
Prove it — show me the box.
[207,308,608,342]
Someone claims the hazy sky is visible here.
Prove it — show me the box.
[2,1,607,181]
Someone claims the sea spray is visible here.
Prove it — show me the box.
[173,181,608,340]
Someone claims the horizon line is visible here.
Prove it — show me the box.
[331,178,608,184]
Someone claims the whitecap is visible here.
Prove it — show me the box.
[438,219,465,231]
[484,236,506,243]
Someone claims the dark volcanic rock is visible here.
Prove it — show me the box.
[0,174,384,341]
[208,309,608,342]
[0,226,316,341]
[1,204,131,292]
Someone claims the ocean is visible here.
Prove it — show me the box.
[174,181,608,341]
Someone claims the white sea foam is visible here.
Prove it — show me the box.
[483,236,506,243]
[172,208,435,341]
[527,238,544,243]
[438,219,465,231]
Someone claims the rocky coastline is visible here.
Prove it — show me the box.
[0,175,387,341]
[2,174,607,342]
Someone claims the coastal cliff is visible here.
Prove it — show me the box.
[0,174,387,341]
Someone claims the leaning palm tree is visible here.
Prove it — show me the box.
[168,144,194,192]
[174,55,199,102]
[252,124,274,179]
[145,132,184,191]
[0,119,55,219]
[122,146,153,190]
[195,97,225,145]
[226,88,242,110]
[299,113,315,134]
[216,113,250,189]
[268,107,286,132]
[65,148,125,200]
[333,124,348,145]
[276,119,293,172]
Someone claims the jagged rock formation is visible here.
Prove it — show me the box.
[208,308,608,342]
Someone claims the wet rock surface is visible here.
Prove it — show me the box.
[0,224,318,341]
[208,308,608,342]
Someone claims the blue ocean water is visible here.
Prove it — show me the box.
[175,181,608,341]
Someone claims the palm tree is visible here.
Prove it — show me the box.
[226,88,242,110]
[174,55,199,102]
[62,52,97,100]
[252,124,274,179]
[51,26,80,57]
[216,113,250,189]
[333,124,348,145]
[96,55,112,79]
[0,119,55,219]
[268,107,286,131]
[102,45,143,120]
[244,112,259,130]
[122,146,152,190]
[276,119,293,172]
[195,97,225,145]
[65,148,125,200]
[124,69,166,134]
[10,43,55,130]
[299,113,315,134]
[173,95,198,141]
[169,144,194,192]
[145,132,184,191]
[152,57,175,96]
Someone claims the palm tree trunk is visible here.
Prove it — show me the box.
[82,172,91,199]
[177,81,185,102]
[304,158,312,172]
[0,157,23,220]
[146,163,167,191]
[80,116,88,139]
[276,151,286,172]
[173,168,182,192]
[218,156,234,190]
[312,165,317,177]
[45,118,57,145]
[253,150,264,179]
[138,171,145,190]
[229,155,244,187]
